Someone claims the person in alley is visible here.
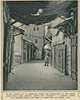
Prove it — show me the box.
[44,50,50,66]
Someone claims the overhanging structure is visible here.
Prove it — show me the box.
[6,1,77,26]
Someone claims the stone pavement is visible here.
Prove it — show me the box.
[5,60,77,90]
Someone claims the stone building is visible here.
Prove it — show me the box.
[30,24,45,59]
[49,6,78,81]
[14,25,38,63]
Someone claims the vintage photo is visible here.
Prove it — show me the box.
[3,1,78,90]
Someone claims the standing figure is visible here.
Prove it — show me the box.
[44,55,49,66]
[44,50,50,66]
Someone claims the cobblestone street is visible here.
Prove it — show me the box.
[5,60,77,90]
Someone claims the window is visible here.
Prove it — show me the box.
[33,26,39,31]
[37,27,39,31]
[35,39,38,43]
[34,26,36,31]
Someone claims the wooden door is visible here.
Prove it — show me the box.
[58,44,63,72]
[71,35,77,81]
[62,44,67,75]
[54,45,57,68]
[54,43,67,75]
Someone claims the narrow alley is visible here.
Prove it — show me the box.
[6,60,77,90]
[3,1,78,90]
